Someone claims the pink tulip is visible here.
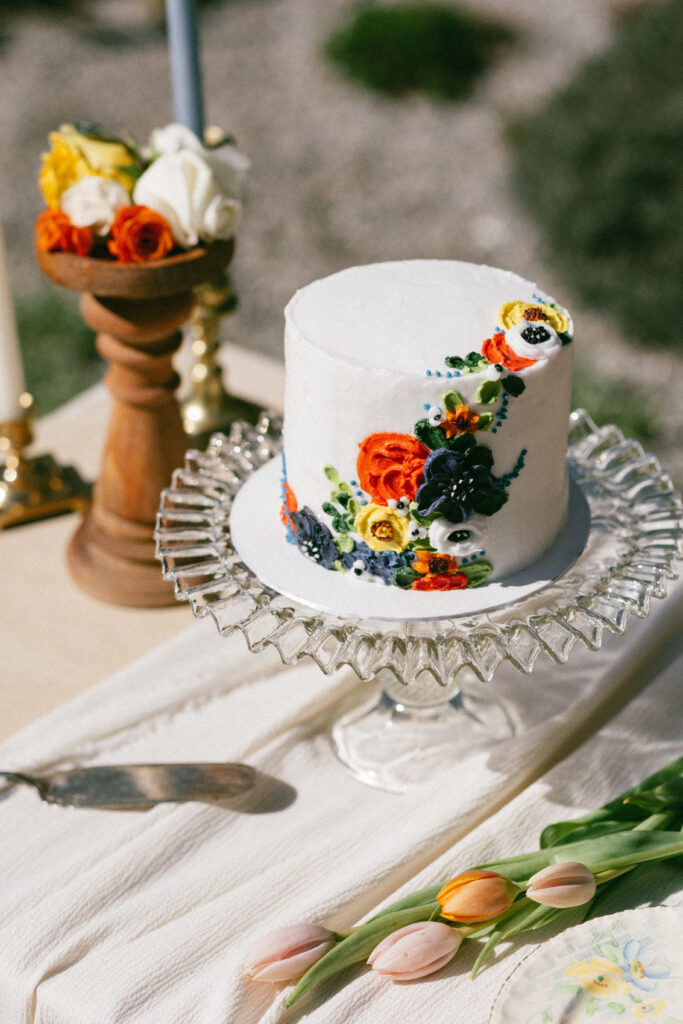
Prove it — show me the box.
[244,922,335,982]
[526,861,597,908]
[367,921,462,981]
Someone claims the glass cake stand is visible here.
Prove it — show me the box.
[155,409,682,791]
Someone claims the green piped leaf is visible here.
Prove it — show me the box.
[414,418,446,451]
[477,412,494,431]
[324,465,341,485]
[442,389,465,412]
[322,501,337,517]
[392,566,420,589]
[474,380,501,405]
[409,506,440,528]
[335,534,354,554]
[459,560,493,588]
[559,331,573,346]
[445,351,488,374]
[444,432,476,454]
[502,374,525,397]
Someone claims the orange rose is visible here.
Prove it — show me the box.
[482,331,535,372]
[357,432,429,505]
[442,404,480,438]
[107,204,174,263]
[35,209,93,256]
[412,571,468,591]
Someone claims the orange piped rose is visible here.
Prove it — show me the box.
[482,331,535,372]
[35,209,93,256]
[412,571,468,592]
[280,481,298,533]
[437,870,517,923]
[357,432,429,505]
[107,205,174,263]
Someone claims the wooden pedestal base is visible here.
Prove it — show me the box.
[37,242,234,607]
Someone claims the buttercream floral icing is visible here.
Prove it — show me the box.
[282,299,572,590]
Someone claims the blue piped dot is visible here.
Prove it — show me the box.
[423,402,430,410]
[454,370,461,377]
[435,371,442,377]
[426,369,432,376]
[480,550,486,557]
[446,371,453,378]
[492,428,497,433]
[462,557,469,565]
[355,490,363,497]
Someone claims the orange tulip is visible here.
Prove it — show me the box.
[437,870,518,923]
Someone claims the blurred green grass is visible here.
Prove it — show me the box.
[16,290,101,415]
[325,2,513,100]
[511,0,683,351]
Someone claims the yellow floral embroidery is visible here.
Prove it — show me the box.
[565,958,629,998]
[631,1002,667,1018]
[498,299,570,336]
[354,503,411,552]
[39,124,135,209]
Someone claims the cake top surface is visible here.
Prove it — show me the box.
[285,259,557,374]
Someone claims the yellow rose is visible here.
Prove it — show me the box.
[498,299,570,336]
[354,503,411,552]
[39,124,136,209]
[565,958,629,998]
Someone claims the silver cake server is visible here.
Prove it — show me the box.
[0,762,255,808]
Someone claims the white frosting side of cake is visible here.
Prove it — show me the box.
[283,259,573,583]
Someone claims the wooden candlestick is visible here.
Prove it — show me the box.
[37,241,233,606]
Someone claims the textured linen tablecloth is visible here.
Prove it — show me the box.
[1,576,682,1024]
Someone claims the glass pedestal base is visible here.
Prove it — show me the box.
[330,669,516,792]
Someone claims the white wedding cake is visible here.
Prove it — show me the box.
[281,260,573,591]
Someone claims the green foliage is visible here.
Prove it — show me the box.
[571,358,660,444]
[512,0,683,349]
[15,288,101,415]
[324,2,513,100]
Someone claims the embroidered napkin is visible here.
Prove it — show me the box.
[0,578,681,1024]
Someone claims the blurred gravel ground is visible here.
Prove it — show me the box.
[1,0,681,482]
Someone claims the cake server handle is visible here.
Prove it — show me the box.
[0,762,255,807]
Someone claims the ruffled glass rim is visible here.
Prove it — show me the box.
[155,409,682,686]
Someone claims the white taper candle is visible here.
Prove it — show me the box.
[0,216,26,422]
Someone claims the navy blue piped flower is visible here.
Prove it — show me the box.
[340,540,415,584]
[290,507,338,569]
[416,444,507,522]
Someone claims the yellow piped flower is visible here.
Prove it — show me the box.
[498,299,570,336]
[39,124,136,209]
[632,1001,667,1018]
[565,958,629,998]
[354,503,411,552]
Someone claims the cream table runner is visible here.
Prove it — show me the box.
[1,572,681,1023]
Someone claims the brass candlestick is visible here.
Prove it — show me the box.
[0,393,91,529]
[180,271,262,447]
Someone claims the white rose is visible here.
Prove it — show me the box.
[147,122,203,157]
[60,175,130,236]
[205,142,250,202]
[505,320,561,361]
[428,515,488,558]
[133,149,241,247]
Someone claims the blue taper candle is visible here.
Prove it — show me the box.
[166,0,205,140]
